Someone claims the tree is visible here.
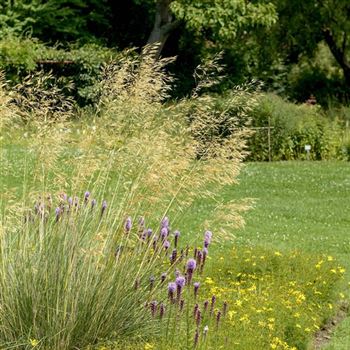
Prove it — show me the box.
[0,0,110,43]
[143,0,277,58]
[274,0,350,86]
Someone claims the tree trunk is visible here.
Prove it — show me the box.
[147,0,180,58]
[323,29,350,86]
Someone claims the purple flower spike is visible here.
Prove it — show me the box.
[101,200,107,216]
[196,250,203,265]
[160,227,168,241]
[161,272,167,283]
[150,301,157,317]
[187,259,197,272]
[196,309,202,327]
[138,216,145,227]
[202,248,208,271]
[180,299,185,311]
[204,231,212,248]
[194,282,200,298]
[140,230,147,241]
[163,240,170,250]
[186,258,197,284]
[149,276,155,290]
[174,230,180,247]
[84,191,90,203]
[153,235,158,250]
[216,311,222,329]
[159,303,165,319]
[210,295,216,315]
[193,303,199,318]
[68,197,73,207]
[176,276,185,288]
[161,216,169,228]
[91,199,96,209]
[147,228,153,238]
[223,301,228,316]
[176,276,186,300]
[168,282,176,302]
[58,192,67,201]
[204,300,209,312]
[204,230,212,240]
[194,329,199,348]
[124,217,132,233]
[170,249,177,264]
[55,207,61,222]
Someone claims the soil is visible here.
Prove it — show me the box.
[312,302,350,350]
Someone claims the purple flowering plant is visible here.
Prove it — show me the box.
[11,192,227,349]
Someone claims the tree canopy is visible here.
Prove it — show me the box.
[0,0,349,104]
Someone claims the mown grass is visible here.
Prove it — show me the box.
[181,161,350,258]
[325,316,350,350]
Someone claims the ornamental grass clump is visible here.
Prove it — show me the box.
[0,46,256,349]
[0,190,225,349]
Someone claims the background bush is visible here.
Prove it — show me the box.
[247,94,348,161]
[0,36,119,106]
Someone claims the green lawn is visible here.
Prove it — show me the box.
[182,161,350,260]
[2,151,349,274]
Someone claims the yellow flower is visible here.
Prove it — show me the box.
[274,251,282,257]
[235,300,243,307]
[30,339,39,348]
[327,256,334,261]
[144,343,155,350]
[228,310,237,320]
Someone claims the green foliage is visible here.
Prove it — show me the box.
[0,36,119,105]
[171,0,277,43]
[247,94,347,161]
[273,0,349,57]
[0,0,110,42]
[286,43,349,106]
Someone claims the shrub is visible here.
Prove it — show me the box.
[247,94,346,161]
[0,35,119,106]
[286,43,349,107]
